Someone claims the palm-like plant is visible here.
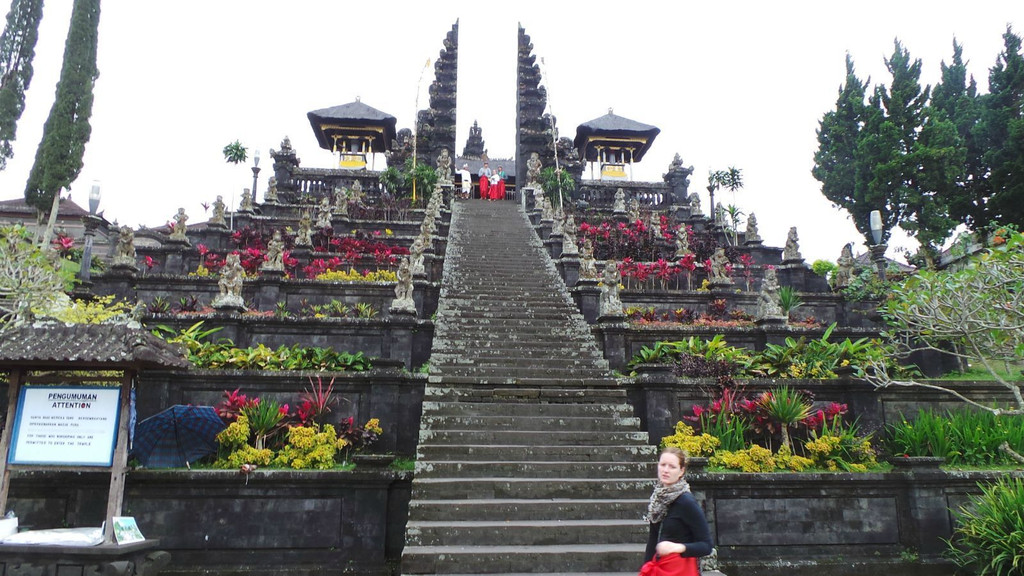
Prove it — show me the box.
[759,386,811,452]
[222,140,248,164]
[777,286,803,318]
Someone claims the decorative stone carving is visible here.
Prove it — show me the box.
[435,148,453,184]
[688,192,702,216]
[295,210,313,247]
[350,180,364,204]
[390,256,416,314]
[745,213,762,244]
[648,212,662,238]
[580,239,598,279]
[410,235,426,276]
[709,247,732,284]
[333,187,348,213]
[210,196,227,227]
[834,242,854,289]
[674,225,691,259]
[599,260,624,317]
[261,230,285,272]
[170,208,189,242]
[562,214,579,255]
[541,196,554,221]
[756,267,786,322]
[533,187,545,211]
[663,153,694,205]
[714,202,725,225]
[526,152,542,188]
[551,207,564,236]
[212,253,246,311]
[112,225,137,269]
[239,188,254,213]
[612,188,626,214]
[627,198,641,222]
[783,226,803,261]
[264,176,279,203]
[316,196,333,229]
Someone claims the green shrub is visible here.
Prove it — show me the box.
[946,476,1024,576]
[887,409,1024,466]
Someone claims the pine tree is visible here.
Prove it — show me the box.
[0,0,44,171]
[978,27,1024,229]
[23,0,100,215]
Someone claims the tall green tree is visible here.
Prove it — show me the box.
[976,27,1024,229]
[0,0,44,171]
[23,0,100,217]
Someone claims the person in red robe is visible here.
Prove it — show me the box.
[491,165,507,200]
[478,162,491,200]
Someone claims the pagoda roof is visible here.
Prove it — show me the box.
[307,100,398,153]
[0,323,190,370]
[574,110,660,162]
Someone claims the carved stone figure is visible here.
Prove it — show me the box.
[533,187,545,211]
[599,260,624,317]
[316,196,333,229]
[551,207,564,236]
[688,192,702,216]
[170,208,189,241]
[562,214,579,255]
[410,235,426,276]
[783,226,803,261]
[212,253,246,311]
[756,267,785,321]
[210,196,227,227]
[261,230,285,272]
[526,152,543,187]
[714,202,725,225]
[648,212,662,238]
[350,180,364,203]
[580,238,598,280]
[745,213,762,244]
[627,198,641,222]
[613,188,627,214]
[239,188,254,212]
[390,256,416,314]
[333,187,348,213]
[435,148,452,184]
[264,177,279,203]
[664,153,694,205]
[834,242,854,289]
[295,210,313,247]
[112,225,137,269]
[674,225,691,259]
[541,196,554,221]
[709,247,732,284]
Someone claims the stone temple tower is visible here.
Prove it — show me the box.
[416,21,459,169]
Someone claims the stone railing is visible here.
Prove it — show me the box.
[575,180,671,208]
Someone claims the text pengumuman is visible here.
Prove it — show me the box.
[47,391,98,409]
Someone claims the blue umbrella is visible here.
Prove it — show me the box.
[131,405,226,468]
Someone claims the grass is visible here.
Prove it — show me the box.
[934,363,1023,381]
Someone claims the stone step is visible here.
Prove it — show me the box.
[415,444,656,462]
[427,356,609,370]
[411,478,653,500]
[418,429,649,446]
[405,519,647,547]
[432,367,614,381]
[408,498,648,521]
[420,401,633,417]
[400,544,645,574]
[414,460,656,479]
[423,386,629,403]
[419,415,640,432]
[428,376,622,388]
[430,345,606,357]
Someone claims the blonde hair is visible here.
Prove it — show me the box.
[661,446,688,469]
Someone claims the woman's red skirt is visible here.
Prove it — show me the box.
[479,176,489,199]
[638,553,699,576]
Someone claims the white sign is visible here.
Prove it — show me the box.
[8,386,121,466]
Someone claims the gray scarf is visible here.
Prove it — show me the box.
[645,479,691,524]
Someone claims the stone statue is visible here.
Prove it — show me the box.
[756,266,785,321]
[113,225,137,268]
[580,238,598,279]
[390,256,416,314]
[688,192,702,216]
[350,180,364,203]
[627,198,641,222]
[834,242,854,289]
[295,210,313,247]
[541,196,554,221]
[261,230,285,272]
[599,260,624,317]
[410,235,426,276]
[239,188,254,212]
[648,212,662,238]
[526,152,543,188]
[562,214,579,255]
[745,213,762,244]
[316,196,333,229]
[170,208,189,241]
[674,225,691,259]
[533,187,545,211]
[264,177,279,203]
[435,148,452,184]
[613,188,627,214]
[551,207,564,236]
[714,202,725,225]
[663,153,694,205]
[783,226,803,261]
[212,252,246,311]
[709,247,732,284]
[210,196,227,227]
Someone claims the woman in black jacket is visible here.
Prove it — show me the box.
[641,447,713,576]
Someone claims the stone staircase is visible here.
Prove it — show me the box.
[401,199,657,576]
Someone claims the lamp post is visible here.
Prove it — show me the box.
[79,182,102,285]
[868,209,887,281]
[251,149,261,202]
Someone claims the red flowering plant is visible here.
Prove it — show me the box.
[52,233,76,258]
[230,225,266,251]
[317,231,409,268]
[738,253,756,291]
[578,218,664,261]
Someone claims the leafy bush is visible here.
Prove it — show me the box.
[660,422,720,456]
[946,476,1024,576]
[886,409,1024,466]
[272,424,340,470]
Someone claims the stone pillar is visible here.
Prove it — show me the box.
[387,312,417,370]
[632,364,679,444]
[595,315,628,370]
[545,234,563,259]
[900,470,953,559]
[257,270,285,311]
[538,219,552,241]
[572,279,601,323]
[558,256,580,288]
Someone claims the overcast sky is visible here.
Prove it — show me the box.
[0,1,1018,263]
